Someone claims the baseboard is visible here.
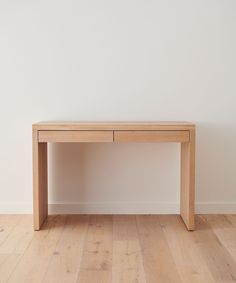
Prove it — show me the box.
[0,201,236,214]
[195,202,236,214]
[0,202,33,214]
[48,201,180,214]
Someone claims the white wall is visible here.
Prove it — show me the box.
[0,0,236,214]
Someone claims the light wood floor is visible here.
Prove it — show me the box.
[1,215,236,283]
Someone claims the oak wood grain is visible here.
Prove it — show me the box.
[2,215,236,283]
[33,121,195,131]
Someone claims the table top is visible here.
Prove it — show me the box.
[33,121,195,131]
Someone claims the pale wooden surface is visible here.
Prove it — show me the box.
[33,129,48,230]
[33,121,196,231]
[1,215,236,283]
[114,130,189,143]
[180,127,195,230]
[38,130,113,143]
[33,121,195,131]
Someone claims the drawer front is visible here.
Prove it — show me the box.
[114,130,189,143]
[38,131,113,143]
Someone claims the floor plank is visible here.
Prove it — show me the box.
[76,215,113,283]
[193,215,236,282]
[136,215,182,283]
[0,215,33,254]
[0,253,22,283]
[226,215,236,228]
[7,215,67,283]
[112,215,146,283]
[0,215,33,282]
[43,215,89,283]
[204,215,236,261]
[0,215,22,247]
[0,214,236,283]
[159,215,215,283]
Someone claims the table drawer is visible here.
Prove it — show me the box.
[38,131,113,143]
[114,130,189,142]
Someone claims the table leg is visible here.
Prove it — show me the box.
[33,129,48,230]
[180,128,195,230]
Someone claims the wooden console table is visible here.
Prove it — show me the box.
[32,122,195,231]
